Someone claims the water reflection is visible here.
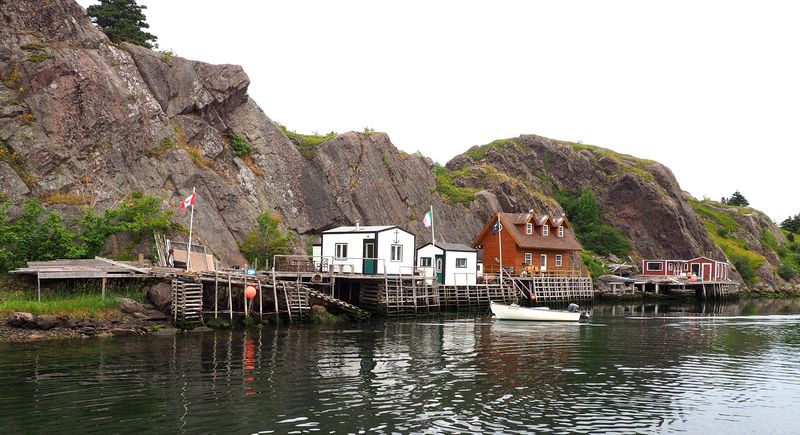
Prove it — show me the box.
[0,299,800,433]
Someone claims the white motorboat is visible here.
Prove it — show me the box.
[490,301,589,322]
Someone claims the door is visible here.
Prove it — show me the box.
[363,239,377,275]
[702,263,712,281]
[691,263,701,278]
[435,255,444,284]
[540,254,547,272]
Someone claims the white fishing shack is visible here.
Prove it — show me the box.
[319,224,415,275]
[416,242,478,285]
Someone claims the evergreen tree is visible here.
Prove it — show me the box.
[87,0,158,49]
[727,190,749,207]
[780,214,800,234]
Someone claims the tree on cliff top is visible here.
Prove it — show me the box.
[87,0,158,49]
[721,190,749,207]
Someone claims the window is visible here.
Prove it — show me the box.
[335,243,348,260]
[683,263,689,271]
[647,261,663,271]
[542,224,549,236]
[526,223,532,234]
[524,253,532,265]
[420,257,432,267]
[391,244,403,262]
[558,226,564,237]
[555,254,563,267]
[540,254,547,268]
[668,262,674,271]
[456,258,467,268]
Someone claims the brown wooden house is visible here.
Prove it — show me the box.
[473,212,583,275]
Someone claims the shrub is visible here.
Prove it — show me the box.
[731,254,757,285]
[580,251,607,286]
[239,212,293,269]
[275,122,336,159]
[229,133,253,156]
[554,187,631,257]
[778,264,797,281]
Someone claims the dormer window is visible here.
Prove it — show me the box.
[558,226,564,237]
[526,223,532,234]
[542,224,549,236]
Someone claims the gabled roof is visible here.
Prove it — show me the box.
[473,212,582,251]
[323,225,398,234]
[419,242,477,253]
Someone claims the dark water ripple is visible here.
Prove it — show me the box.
[2,302,800,433]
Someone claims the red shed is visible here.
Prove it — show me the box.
[641,256,730,281]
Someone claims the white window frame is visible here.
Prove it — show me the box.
[668,262,674,271]
[526,223,532,234]
[647,261,663,272]
[555,254,563,267]
[683,263,689,271]
[420,257,432,267]
[542,224,549,236]
[558,226,564,237]
[335,243,348,260]
[391,244,403,262]
[456,258,467,268]
[540,254,548,268]
[524,252,532,265]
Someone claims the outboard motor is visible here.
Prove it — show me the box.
[567,303,580,312]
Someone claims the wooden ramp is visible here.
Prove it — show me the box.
[307,289,371,320]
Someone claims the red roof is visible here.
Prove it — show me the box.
[473,212,582,251]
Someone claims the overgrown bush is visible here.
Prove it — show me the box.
[554,187,631,257]
[731,254,757,285]
[0,193,175,272]
[238,212,293,269]
[580,251,607,286]
[778,264,797,281]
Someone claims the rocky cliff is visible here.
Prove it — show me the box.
[0,0,794,290]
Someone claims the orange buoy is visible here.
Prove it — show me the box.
[530,293,537,301]
[245,285,257,299]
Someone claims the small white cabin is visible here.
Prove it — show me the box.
[320,225,415,275]
[416,242,478,286]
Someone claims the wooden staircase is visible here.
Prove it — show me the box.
[171,279,203,325]
[277,281,310,322]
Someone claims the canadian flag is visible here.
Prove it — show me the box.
[180,192,195,210]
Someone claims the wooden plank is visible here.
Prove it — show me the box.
[94,256,150,274]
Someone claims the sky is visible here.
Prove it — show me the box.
[77,0,799,222]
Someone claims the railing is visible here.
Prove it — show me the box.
[272,255,334,274]
[484,264,589,278]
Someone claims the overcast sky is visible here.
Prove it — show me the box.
[78,0,798,222]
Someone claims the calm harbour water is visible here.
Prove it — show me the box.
[2,299,800,434]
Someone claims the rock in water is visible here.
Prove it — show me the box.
[35,315,59,330]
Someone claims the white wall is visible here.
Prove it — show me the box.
[378,229,415,275]
[446,251,477,286]
[321,228,415,275]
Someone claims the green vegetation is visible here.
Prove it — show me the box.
[0,139,36,187]
[778,264,797,281]
[580,251,608,286]
[160,49,175,62]
[433,164,477,205]
[147,137,174,157]
[43,192,89,205]
[87,0,158,49]
[0,282,146,317]
[238,212,293,269]
[362,126,376,136]
[463,138,515,161]
[690,198,765,285]
[275,122,336,159]
[562,141,656,182]
[721,190,749,207]
[0,193,176,272]
[554,187,631,257]
[781,213,800,234]
[228,133,253,157]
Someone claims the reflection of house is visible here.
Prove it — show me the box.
[472,212,582,274]
[314,224,415,275]
[416,242,478,285]
[641,257,730,281]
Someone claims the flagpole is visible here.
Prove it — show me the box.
[187,187,195,271]
[498,216,503,286]
[430,205,435,245]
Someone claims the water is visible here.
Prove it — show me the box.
[3,299,800,434]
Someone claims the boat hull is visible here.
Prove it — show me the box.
[490,302,583,322]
